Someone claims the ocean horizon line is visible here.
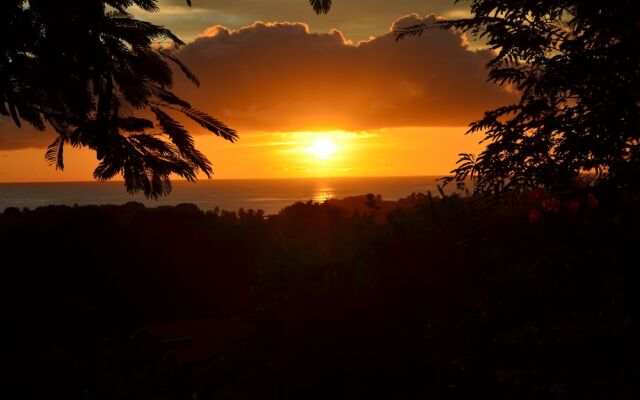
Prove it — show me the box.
[0,175,450,215]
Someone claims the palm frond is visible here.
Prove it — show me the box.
[94,157,122,181]
[151,106,213,176]
[16,104,45,130]
[309,0,332,14]
[118,116,154,132]
[158,48,200,87]
[180,107,238,142]
[151,86,192,109]
[106,1,160,13]
[395,22,441,41]
[8,102,21,127]
[109,16,185,47]
[133,0,160,12]
[45,137,65,170]
[151,106,194,150]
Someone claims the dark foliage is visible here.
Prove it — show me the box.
[3,194,639,399]
[309,0,333,14]
[0,0,237,198]
[396,0,640,194]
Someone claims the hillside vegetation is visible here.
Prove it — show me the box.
[4,188,639,399]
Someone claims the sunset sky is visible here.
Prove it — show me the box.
[0,0,514,182]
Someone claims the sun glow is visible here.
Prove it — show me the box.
[307,138,338,159]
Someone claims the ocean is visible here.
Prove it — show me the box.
[0,176,451,215]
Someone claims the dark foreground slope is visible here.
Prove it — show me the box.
[3,190,639,399]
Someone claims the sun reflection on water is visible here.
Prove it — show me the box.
[313,188,334,203]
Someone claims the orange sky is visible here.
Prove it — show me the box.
[0,3,508,183]
[0,127,483,181]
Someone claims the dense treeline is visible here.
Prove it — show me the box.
[3,190,639,399]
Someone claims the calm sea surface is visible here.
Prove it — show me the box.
[0,176,450,215]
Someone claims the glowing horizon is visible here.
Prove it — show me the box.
[0,127,484,183]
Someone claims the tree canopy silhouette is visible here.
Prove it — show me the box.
[1,0,242,198]
[396,0,639,194]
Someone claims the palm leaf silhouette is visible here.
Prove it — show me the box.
[45,137,66,170]
[1,0,238,198]
[158,49,200,87]
[180,107,238,142]
[309,0,332,14]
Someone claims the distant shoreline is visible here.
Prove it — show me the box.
[0,176,454,215]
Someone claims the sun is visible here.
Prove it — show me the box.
[307,138,338,159]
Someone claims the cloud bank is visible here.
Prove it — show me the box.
[173,14,512,132]
[0,119,54,150]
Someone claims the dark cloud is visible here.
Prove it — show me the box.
[0,119,55,150]
[172,14,513,133]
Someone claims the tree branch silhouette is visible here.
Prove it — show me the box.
[1,0,237,198]
[395,0,639,195]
